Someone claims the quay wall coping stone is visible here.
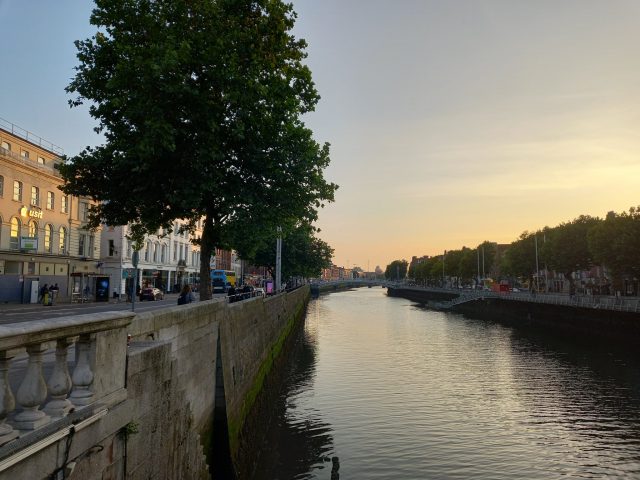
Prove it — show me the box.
[0,311,135,351]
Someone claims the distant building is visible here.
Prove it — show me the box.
[0,118,102,303]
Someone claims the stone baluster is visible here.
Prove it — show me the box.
[0,351,19,445]
[43,338,74,418]
[13,344,51,430]
[69,334,94,407]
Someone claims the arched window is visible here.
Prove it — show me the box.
[28,220,38,238]
[161,244,167,263]
[59,226,67,254]
[10,217,21,250]
[144,241,151,261]
[44,224,53,253]
[153,242,159,262]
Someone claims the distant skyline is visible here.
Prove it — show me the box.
[2,1,640,270]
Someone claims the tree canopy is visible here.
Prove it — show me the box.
[248,223,333,280]
[385,260,408,280]
[60,0,337,298]
[541,215,600,290]
[588,207,640,282]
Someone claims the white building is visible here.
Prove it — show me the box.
[100,219,203,297]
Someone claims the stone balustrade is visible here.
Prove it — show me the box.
[0,312,134,448]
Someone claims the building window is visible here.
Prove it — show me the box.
[161,244,167,263]
[28,220,38,238]
[59,227,67,254]
[173,241,178,261]
[179,244,183,261]
[89,235,95,257]
[13,181,22,201]
[47,191,54,210]
[37,156,45,165]
[10,217,21,250]
[44,224,53,253]
[1,141,10,151]
[0,175,3,197]
[127,239,132,258]
[31,186,39,206]
[78,233,86,256]
[61,195,68,213]
[21,150,29,159]
[144,241,150,261]
[153,242,159,262]
[78,201,89,222]
[108,239,115,256]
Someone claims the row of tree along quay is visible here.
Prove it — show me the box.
[59,0,337,299]
[386,206,640,295]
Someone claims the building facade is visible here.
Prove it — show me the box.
[0,118,102,303]
[100,219,203,297]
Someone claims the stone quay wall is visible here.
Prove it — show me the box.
[388,286,640,344]
[0,286,310,479]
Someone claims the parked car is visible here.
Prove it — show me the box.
[254,287,265,297]
[140,287,164,301]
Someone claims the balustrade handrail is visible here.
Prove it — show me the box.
[0,312,134,352]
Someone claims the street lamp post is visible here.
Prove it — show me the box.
[275,226,282,292]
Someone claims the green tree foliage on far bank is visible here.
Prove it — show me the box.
[60,0,337,300]
[588,207,640,286]
[385,260,408,280]
[541,216,600,292]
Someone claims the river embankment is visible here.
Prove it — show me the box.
[387,286,640,345]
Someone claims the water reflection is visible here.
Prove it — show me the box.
[257,289,640,479]
[255,300,336,480]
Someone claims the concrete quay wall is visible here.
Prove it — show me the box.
[0,286,310,480]
[388,287,640,344]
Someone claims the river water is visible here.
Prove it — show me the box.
[255,288,640,479]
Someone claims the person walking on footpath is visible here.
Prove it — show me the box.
[177,284,195,305]
[47,285,55,306]
[42,284,50,306]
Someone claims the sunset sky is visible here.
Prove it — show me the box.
[2,1,640,271]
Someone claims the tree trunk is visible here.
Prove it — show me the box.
[199,215,215,301]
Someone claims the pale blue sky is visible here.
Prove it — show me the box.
[2,1,640,270]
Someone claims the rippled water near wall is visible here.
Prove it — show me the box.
[255,288,640,479]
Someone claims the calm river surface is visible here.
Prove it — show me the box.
[256,288,640,479]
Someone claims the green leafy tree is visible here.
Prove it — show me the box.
[60,0,337,299]
[588,207,640,289]
[541,215,600,293]
[502,232,537,286]
[472,240,497,280]
[385,260,408,280]
[248,223,333,280]
[457,247,476,285]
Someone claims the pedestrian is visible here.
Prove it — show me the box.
[38,283,48,304]
[48,284,55,306]
[177,284,195,305]
[40,283,49,305]
[227,284,236,302]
